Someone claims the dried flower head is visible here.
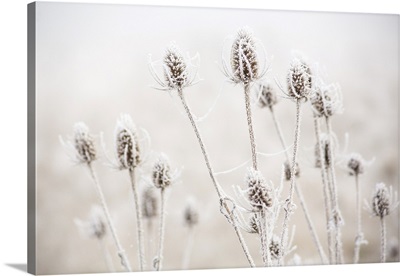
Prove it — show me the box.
[73,122,97,164]
[315,134,331,168]
[371,183,398,218]
[245,168,273,211]
[346,152,365,176]
[114,114,141,170]
[184,200,199,228]
[142,187,158,219]
[257,82,278,109]
[269,235,282,260]
[149,42,199,91]
[75,205,106,240]
[311,82,343,117]
[248,214,259,234]
[283,161,300,181]
[152,153,173,189]
[287,58,312,100]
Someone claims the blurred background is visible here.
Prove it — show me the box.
[35,2,398,274]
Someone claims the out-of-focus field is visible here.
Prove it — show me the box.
[35,2,398,274]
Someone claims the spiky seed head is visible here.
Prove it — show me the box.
[283,161,300,181]
[315,135,331,168]
[115,114,141,170]
[142,187,158,219]
[231,28,259,84]
[248,214,259,234]
[311,83,342,117]
[372,182,391,218]
[258,82,278,109]
[347,153,365,176]
[287,58,312,100]
[269,235,282,260]
[184,202,199,228]
[163,43,188,90]
[245,168,273,211]
[152,154,172,189]
[88,206,106,239]
[73,122,97,164]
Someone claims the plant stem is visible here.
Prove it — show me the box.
[313,116,334,264]
[177,88,255,267]
[244,83,258,170]
[87,163,132,272]
[181,226,195,269]
[98,237,115,272]
[129,168,146,271]
[325,116,344,264]
[270,107,327,264]
[278,99,302,265]
[380,217,386,263]
[156,188,166,271]
[257,210,271,266]
[353,173,363,263]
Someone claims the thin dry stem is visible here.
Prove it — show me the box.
[244,83,258,170]
[98,237,115,272]
[156,188,166,271]
[181,226,196,269]
[129,168,146,271]
[87,163,132,272]
[380,217,386,262]
[313,116,334,264]
[177,88,255,267]
[353,174,364,263]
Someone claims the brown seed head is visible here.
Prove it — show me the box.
[311,82,342,117]
[73,122,97,164]
[372,182,391,218]
[347,153,365,176]
[152,154,172,189]
[245,168,273,211]
[284,161,300,181]
[248,214,259,234]
[258,82,278,109]
[231,28,259,84]
[287,58,312,100]
[269,235,282,260]
[115,114,141,170]
[163,43,188,90]
[184,202,199,228]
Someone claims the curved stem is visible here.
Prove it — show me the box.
[244,83,258,170]
[129,168,146,271]
[177,88,255,267]
[87,163,132,272]
[278,99,302,265]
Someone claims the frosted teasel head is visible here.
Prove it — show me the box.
[315,133,332,168]
[142,186,158,219]
[368,183,398,219]
[245,167,273,211]
[269,235,282,260]
[256,82,278,109]
[149,42,200,91]
[222,27,268,85]
[60,122,97,165]
[283,161,300,181]
[152,153,177,189]
[114,114,141,170]
[286,58,313,101]
[183,199,199,228]
[75,205,107,240]
[346,152,366,176]
[311,81,343,117]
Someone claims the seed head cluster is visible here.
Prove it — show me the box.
[73,122,97,164]
[287,58,312,100]
[372,183,391,218]
[311,83,342,117]
[231,28,259,84]
[245,168,273,211]
[163,43,189,90]
[258,82,278,109]
[115,115,141,170]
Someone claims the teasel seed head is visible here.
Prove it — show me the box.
[245,168,273,211]
[152,154,172,189]
[163,43,189,90]
[89,208,107,240]
[347,153,365,176]
[283,161,300,181]
[257,82,278,109]
[315,134,331,168]
[230,28,259,84]
[372,182,391,218]
[114,114,141,170]
[184,201,199,228]
[311,82,343,117]
[248,214,259,234]
[287,58,312,100]
[73,122,97,164]
[142,187,158,219]
[269,235,282,260]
